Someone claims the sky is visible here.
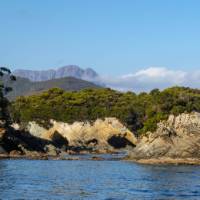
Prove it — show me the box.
[0,0,200,91]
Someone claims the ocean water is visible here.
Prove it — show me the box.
[0,159,200,200]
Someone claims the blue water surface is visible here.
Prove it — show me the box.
[0,159,200,200]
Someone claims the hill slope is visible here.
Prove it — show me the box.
[3,76,101,100]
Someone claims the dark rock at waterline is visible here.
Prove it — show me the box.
[0,126,62,156]
[108,135,136,149]
[50,131,69,149]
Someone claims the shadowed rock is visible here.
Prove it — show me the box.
[50,131,69,149]
[1,127,55,155]
[108,135,136,149]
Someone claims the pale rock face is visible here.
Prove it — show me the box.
[23,118,137,151]
[27,122,48,138]
[11,123,20,130]
[129,112,200,159]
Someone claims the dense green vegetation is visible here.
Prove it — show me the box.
[11,86,200,134]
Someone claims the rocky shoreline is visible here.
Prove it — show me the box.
[0,151,126,161]
[0,118,136,160]
[1,112,200,165]
[125,157,200,165]
[2,153,200,165]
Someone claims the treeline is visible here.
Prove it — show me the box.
[11,86,200,134]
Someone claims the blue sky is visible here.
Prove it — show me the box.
[0,0,200,77]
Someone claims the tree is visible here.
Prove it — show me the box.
[11,86,200,135]
[0,67,16,125]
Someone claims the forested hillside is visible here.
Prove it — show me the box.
[11,86,200,134]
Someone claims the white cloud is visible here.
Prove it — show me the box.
[99,67,200,92]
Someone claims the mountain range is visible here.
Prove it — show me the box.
[13,65,99,82]
[0,65,103,100]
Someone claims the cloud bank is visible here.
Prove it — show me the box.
[100,67,200,92]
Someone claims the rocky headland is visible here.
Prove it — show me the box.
[127,112,200,164]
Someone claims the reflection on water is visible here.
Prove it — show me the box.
[0,159,200,200]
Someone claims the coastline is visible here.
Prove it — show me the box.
[0,152,125,161]
[2,153,200,165]
[126,157,200,165]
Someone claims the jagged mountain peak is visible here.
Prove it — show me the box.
[13,65,99,82]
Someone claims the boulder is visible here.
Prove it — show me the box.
[9,150,22,156]
[129,112,200,160]
[44,144,59,156]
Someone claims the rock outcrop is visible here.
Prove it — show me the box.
[25,118,137,153]
[1,120,60,158]
[129,112,200,161]
[0,117,136,158]
[1,127,52,156]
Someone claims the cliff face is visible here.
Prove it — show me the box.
[25,118,137,152]
[129,112,200,160]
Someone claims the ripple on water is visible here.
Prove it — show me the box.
[0,159,200,200]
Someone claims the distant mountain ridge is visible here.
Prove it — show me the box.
[13,65,99,82]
